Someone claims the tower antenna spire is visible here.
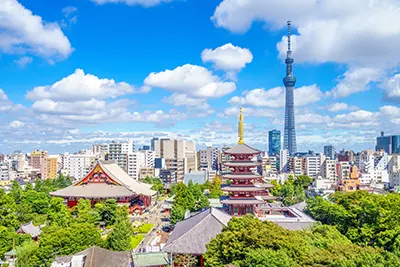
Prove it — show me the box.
[287,20,291,52]
[238,107,244,144]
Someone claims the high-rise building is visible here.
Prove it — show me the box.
[44,155,59,179]
[305,155,324,178]
[108,140,135,173]
[199,147,220,171]
[151,138,159,151]
[324,145,336,160]
[154,139,197,182]
[0,162,10,181]
[66,154,98,180]
[280,149,289,173]
[376,131,400,154]
[321,159,337,181]
[283,21,297,156]
[268,130,281,156]
[127,150,155,180]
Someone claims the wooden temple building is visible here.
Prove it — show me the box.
[50,161,157,209]
[221,108,275,216]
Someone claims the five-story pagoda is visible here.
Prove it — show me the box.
[221,108,275,216]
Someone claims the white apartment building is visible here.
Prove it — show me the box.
[199,147,220,171]
[358,151,389,186]
[280,149,289,173]
[92,144,109,155]
[108,140,135,172]
[262,155,277,177]
[154,139,197,182]
[305,156,322,178]
[387,154,400,187]
[66,154,98,180]
[127,150,155,180]
[290,157,305,177]
[321,159,337,182]
[338,161,351,180]
[0,162,10,181]
[221,146,232,175]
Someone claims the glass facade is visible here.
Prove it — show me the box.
[376,134,400,154]
[268,130,281,156]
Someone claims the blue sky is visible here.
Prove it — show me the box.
[0,0,399,154]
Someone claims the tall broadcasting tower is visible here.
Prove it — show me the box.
[283,21,297,155]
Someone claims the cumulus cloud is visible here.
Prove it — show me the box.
[327,102,359,112]
[91,0,172,7]
[0,89,8,101]
[13,56,33,68]
[201,43,253,79]
[213,0,400,67]
[0,0,73,61]
[162,94,214,118]
[9,120,25,129]
[382,73,400,102]
[218,106,278,118]
[228,84,323,108]
[329,68,381,98]
[144,64,236,98]
[61,6,78,28]
[26,69,136,101]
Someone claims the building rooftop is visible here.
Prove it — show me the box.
[225,144,261,155]
[132,252,169,267]
[221,198,265,205]
[163,208,231,255]
[223,174,262,179]
[224,161,261,167]
[51,183,134,198]
[52,246,131,267]
[18,221,41,238]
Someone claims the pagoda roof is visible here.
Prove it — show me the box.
[223,174,262,179]
[225,144,261,155]
[221,198,264,205]
[50,183,135,198]
[222,186,266,192]
[163,207,231,255]
[224,161,261,167]
[51,161,157,198]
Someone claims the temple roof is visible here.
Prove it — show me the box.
[52,246,131,267]
[51,161,157,198]
[221,186,266,192]
[223,174,262,179]
[221,199,264,205]
[163,208,231,255]
[224,161,261,167]
[224,144,261,155]
[51,183,135,198]
[18,221,41,238]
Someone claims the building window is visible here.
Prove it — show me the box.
[234,207,238,214]
[246,207,251,213]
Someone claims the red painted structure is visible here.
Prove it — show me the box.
[221,144,275,216]
[51,162,155,210]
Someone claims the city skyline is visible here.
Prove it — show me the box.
[0,0,399,154]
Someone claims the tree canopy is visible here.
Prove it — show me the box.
[203,215,400,267]
[270,175,311,206]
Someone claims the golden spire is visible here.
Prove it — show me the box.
[238,107,244,144]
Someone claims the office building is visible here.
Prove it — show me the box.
[305,155,324,178]
[323,145,335,160]
[44,155,59,179]
[283,21,297,155]
[151,138,159,151]
[268,130,281,156]
[66,154,98,180]
[108,140,135,173]
[376,132,400,154]
[321,159,337,181]
[199,147,220,171]
[127,150,155,180]
[0,162,10,181]
[280,149,289,173]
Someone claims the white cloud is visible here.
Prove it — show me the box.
[382,73,400,102]
[297,113,330,124]
[0,0,73,61]
[163,93,205,107]
[228,84,322,108]
[61,6,78,28]
[201,43,253,78]
[13,56,33,68]
[329,68,381,98]
[213,0,400,68]
[9,120,25,129]
[0,89,8,101]
[379,105,400,117]
[218,106,278,118]
[26,69,135,101]
[32,98,108,115]
[144,64,236,98]
[91,0,172,7]
[327,102,358,112]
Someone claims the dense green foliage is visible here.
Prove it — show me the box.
[105,206,133,251]
[133,223,153,234]
[270,175,312,206]
[204,215,400,267]
[0,176,138,266]
[307,191,400,255]
[142,176,164,194]
[170,182,210,224]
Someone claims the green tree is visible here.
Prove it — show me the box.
[209,177,223,199]
[0,227,31,258]
[75,199,100,225]
[170,204,186,224]
[95,199,118,226]
[47,197,70,227]
[0,189,19,230]
[24,182,33,192]
[241,249,295,267]
[105,206,132,251]
[10,180,22,204]
[16,241,40,267]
